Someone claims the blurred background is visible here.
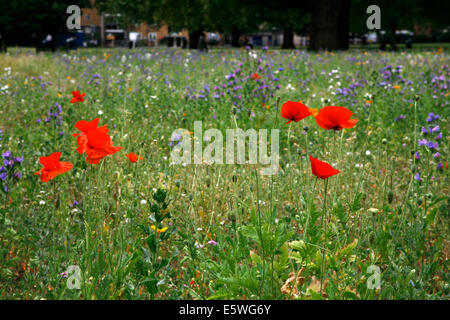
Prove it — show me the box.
[0,0,449,52]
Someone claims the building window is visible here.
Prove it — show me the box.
[148,32,157,41]
[208,33,219,41]
[85,14,90,21]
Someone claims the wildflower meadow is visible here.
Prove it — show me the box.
[0,47,448,300]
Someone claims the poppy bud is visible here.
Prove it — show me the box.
[387,191,394,203]
[417,198,423,206]
[205,176,211,187]
[411,165,417,172]
[303,126,309,132]
[174,179,181,187]
[188,193,193,201]
[414,95,420,101]
[232,175,238,183]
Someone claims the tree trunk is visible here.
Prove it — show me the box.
[388,20,398,51]
[189,30,202,49]
[231,28,242,47]
[281,25,295,49]
[309,0,350,51]
[337,0,350,50]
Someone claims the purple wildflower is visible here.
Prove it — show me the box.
[2,151,11,159]
[418,139,427,146]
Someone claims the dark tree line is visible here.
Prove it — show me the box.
[96,0,449,50]
[0,0,89,48]
[0,0,448,51]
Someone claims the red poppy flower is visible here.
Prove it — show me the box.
[314,106,358,130]
[71,90,86,103]
[73,118,110,155]
[251,73,260,80]
[72,118,108,136]
[281,101,312,124]
[73,119,122,164]
[126,153,142,163]
[309,156,340,179]
[35,152,72,182]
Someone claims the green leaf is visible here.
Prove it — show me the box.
[350,193,364,212]
[142,278,158,294]
[424,208,438,230]
[146,235,157,253]
[240,225,259,242]
[337,238,359,258]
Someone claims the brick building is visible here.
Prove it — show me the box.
[80,3,189,47]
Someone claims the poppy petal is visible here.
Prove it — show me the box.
[75,118,100,133]
[342,118,358,128]
[281,101,312,123]
[40,152,61,168]
[310,156,340,179]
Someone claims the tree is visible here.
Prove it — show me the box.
[0,0,90,48]
[156,0,209,49]
[308,0,350,51]
[206,0,260,47]
[241,0,310,49]
[350,0,450,49]
[95,0,158,27]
